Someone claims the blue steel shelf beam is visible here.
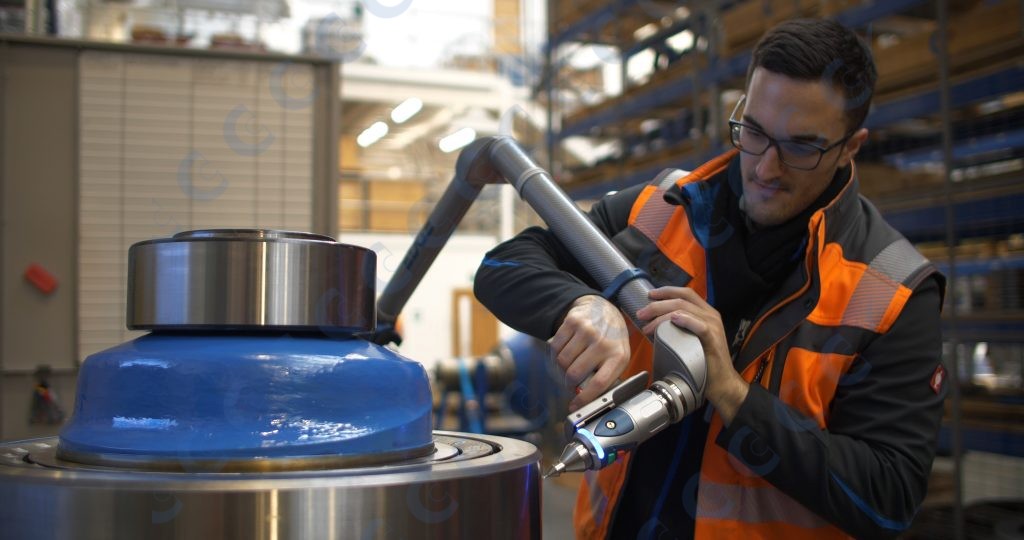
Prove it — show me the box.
[943,317,1024,344]
[884,128,1024,169]
[559,53,748,139]
[867,65,1024,130]
[938,426,1024,457]
[935,255,1024,277]
[832,0,931,27]
[885,191,1024,243]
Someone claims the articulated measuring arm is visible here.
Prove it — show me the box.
[372,136,706,474]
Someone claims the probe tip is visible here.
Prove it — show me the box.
[543,463,564,479]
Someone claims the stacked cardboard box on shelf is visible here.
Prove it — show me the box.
[856,161,945,199]
[563,95,622,133]
[645,51,707,91]
[718,0,848,56]
[873,1,1023,94]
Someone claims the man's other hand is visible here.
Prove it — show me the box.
[549,295,631,412]
[637,286,749,424]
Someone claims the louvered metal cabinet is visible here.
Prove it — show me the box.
[0,37,338,397]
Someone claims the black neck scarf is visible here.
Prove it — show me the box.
[669,157,850,345]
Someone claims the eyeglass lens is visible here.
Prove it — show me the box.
[731,123,824,170]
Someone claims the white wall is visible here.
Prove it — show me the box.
[339,232,507,373]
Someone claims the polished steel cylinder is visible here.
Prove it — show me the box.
[0,433,541,540]
[127,229,376,331]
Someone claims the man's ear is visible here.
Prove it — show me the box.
[839,128,869,167]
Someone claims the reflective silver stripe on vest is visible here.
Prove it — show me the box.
[869,238,927,284]
[696,480,830,528]
[632,169,689,241]
[841,238,930,330]
[657,168,689,190]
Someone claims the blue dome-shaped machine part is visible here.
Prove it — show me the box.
[59,334,434,470]
[57,229,435,470]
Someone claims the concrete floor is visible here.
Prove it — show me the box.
[542,475,580,538]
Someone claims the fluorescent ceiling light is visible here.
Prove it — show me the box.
[357,121,389,147]
[667,29,694,53]
[633,23,658,41]
[391,97,423,124]
[439,127,476,153]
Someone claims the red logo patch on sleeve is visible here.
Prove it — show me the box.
[930,364,946,395]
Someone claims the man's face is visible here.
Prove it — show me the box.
[738,67,867,227]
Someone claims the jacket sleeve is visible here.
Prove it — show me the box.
[716,276,946,538]
[473,184,645,339]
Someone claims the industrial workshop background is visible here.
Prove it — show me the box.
[0,0,1022,538]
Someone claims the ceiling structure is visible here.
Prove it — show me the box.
[339,62,537,185]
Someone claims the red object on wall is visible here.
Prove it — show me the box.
[24,264,58,295]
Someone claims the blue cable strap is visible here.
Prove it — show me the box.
[457,358,483,434]
[830,471,912,531]
[481,257,522,268]
[602,268,652,301]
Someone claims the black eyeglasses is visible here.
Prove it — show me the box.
[728,96,851,171]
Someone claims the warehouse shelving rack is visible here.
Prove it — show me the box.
[545,0,946,192]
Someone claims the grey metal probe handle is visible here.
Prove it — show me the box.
[585,387,674,452]
[566,371,649,433]
[561,370,699,475]
[376,135,651,330]
[375,137,497,329]
[374,136,703,385]
[653,322,706,412]
[485,137,653,329]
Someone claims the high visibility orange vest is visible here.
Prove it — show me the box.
[572,150,938,539]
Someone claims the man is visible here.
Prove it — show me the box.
[475,18,947,539]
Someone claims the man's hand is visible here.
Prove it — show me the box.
[548,295,631,411]
[636,286,749,424]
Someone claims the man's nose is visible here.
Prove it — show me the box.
[755,144,784,180]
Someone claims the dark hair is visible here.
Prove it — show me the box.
[747,18,877,131]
